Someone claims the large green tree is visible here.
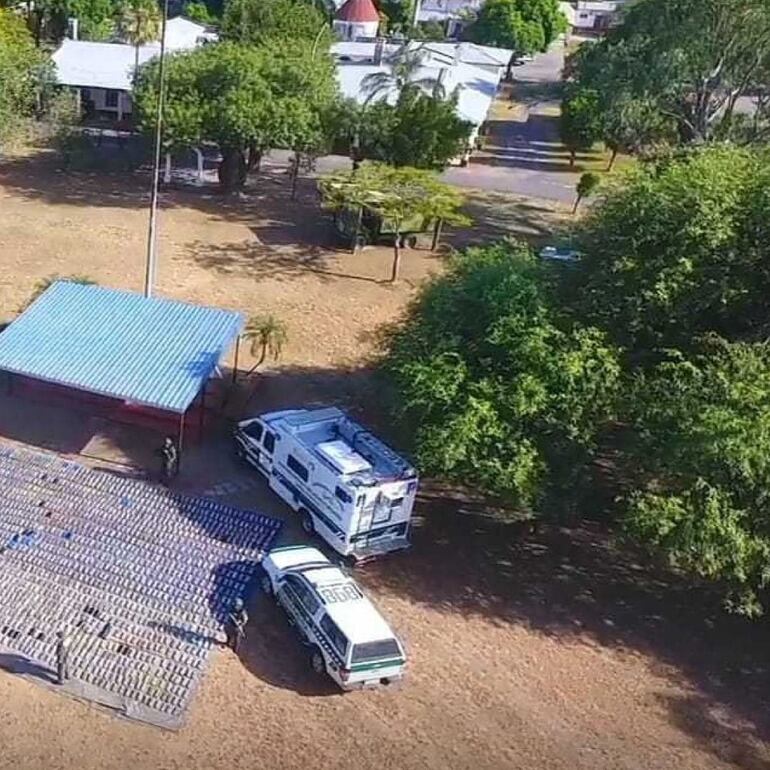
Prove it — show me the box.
[565,0,770,144]
[379,240,620,507]
[320,163,469,281]
[134,40,339,189]
[624,339,770,616]
[559,86,601,166]
[571,146,770,355]
[221,0,330,46]
[356,88,472,169]
[463,0,566,56]
[0,8,51,146]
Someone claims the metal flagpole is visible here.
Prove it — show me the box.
[144,0,170,298]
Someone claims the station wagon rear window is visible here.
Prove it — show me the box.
[351,639,402,664]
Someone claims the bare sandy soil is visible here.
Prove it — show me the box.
[0,153,768,770]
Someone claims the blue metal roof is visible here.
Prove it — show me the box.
[0,282,243,413]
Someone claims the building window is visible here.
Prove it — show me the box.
[287,454,309,482]
[105,90,119,108]
[335,486,352,504]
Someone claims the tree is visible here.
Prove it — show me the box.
[221,0,331,47]
[184,1,216,24]
[357,88,473,169]
[565,0,770,144]
[624,339,770,616]
[0,9,51,147]
[362,45,443,104]
[463,0,566,56]
[380,240,620,509]
[379,0,414,34]
[414,20,446,41]
[117,0,161,77]
[571,145,770,355]
[133,40,340,190]
[243,314,288,375]
[23,274,96,310]
[573,171,599,214]
[559,87,601,166]
[319,163,470,281]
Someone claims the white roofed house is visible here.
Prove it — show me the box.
[51,16,216,126]
[559,0,629,34]
[332,40,512,162]
[416,0,484,39]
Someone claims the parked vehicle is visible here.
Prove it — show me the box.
[330,205,436,251]
[234,407,418,560]
[261,544,407,690]
[539,245,581,263]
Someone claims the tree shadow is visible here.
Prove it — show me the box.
[658,693,770,770]
[358,481,770,762]
[186,239,384,286]
[448,192,570,249]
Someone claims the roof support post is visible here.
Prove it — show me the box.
[177,410,185,472]
[232,335,241,384]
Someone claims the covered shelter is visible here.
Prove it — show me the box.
[0,282,243,457]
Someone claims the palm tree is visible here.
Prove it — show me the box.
[117,0,162,79]
[573,171,601,215]
[243,315,288,376]
[22,274,95,311]
[362,44,444,104]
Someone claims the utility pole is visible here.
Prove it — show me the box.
[144,0,169,298]
[412,0,422,31]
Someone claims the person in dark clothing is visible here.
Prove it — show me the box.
[157,437,179,484]
[225,597,249,653]
[55,631,72,685]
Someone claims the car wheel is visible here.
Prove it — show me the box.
[405,235,418,249]
[260,574,273,596]
[300,510,315,535]
[309,647,325,675]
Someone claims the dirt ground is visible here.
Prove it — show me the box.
[0,153,768,770]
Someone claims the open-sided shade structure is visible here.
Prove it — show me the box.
[0,282,243,414]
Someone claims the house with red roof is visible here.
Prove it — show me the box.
[333,0,381,41]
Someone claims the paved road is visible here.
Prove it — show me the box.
[443,44,579,203]
[210,45,576,204]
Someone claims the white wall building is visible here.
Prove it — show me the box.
[51,17,215,123]
[559,1,628,33]
[332,40,512,150]
[416,0,483,38]
[332,0,381,42]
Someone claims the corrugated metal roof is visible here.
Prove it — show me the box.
[0,282,243,413]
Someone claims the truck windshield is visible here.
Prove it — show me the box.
[351,639,402,664]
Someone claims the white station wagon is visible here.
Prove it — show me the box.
[261,545,406,690]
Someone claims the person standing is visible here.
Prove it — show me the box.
[157,436,179,484]
[225,598,248,653]
[55,631,72,685]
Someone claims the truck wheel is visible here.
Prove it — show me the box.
[309,647,325,675]
[300,510,315,536]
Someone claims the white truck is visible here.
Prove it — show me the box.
[234,407,418,561]
[261,544,406,690]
